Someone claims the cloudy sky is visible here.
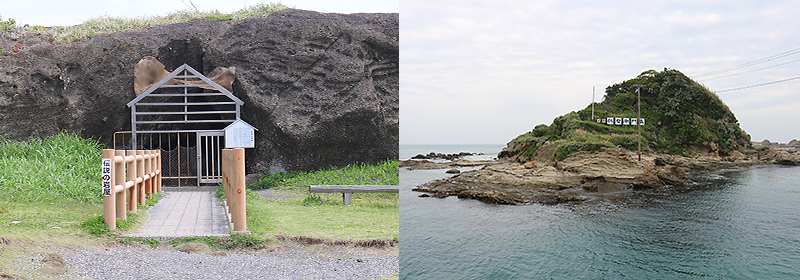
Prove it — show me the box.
[401,0,800,144]
[4,0,397,26]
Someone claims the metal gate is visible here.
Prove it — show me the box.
[198,131,224,184]
[115,131,226,186]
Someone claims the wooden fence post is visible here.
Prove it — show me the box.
[232,148,246,232]
[222,149,231,214]
[156,150,162,193]
[126,150,138,213]
[137,150,145,206]
[102,149,116,230]
[115,150,126,221]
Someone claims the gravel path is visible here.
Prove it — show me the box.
[58,244,398,280]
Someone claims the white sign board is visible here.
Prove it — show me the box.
[631,118,638,126]
[615,118,622,125]
[640,118,645,126]
[224,120,256,148]
[607,117,614,125]
[623,118,630,125]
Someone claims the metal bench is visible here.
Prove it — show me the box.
[309,185,399,205]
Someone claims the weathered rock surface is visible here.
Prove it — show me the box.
[0,9,398,174]
[411,146,797,205]
[411,151,478,160]
[400,158,489,170]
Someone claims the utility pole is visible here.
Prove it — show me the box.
[592,86,594,121]
[637,86,641,161]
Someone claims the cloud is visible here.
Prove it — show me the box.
[401,0,800,144]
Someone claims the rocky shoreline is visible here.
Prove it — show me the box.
[404,146,800,205]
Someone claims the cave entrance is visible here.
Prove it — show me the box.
[122,64,245,187]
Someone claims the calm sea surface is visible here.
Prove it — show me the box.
[399,145,800,279]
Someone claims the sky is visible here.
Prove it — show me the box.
[401,0,800,144]
[3,0,398,27]
[5,1,799,145]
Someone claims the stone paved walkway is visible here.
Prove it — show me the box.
[127,187,230,238]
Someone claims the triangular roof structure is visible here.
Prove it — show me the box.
[127,64,242,107]
[224,119,259,131]
[127,63,245,145]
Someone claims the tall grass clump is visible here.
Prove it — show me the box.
[252,160,399,190]
[14,3,288,43]
[0,132,102,203]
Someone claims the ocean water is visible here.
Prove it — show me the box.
[399,145,800,279]
[399,144,506,161]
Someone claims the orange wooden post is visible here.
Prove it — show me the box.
[232,148,247,232]
[157,149,164,193]
[137,150,146,206]
[102,149,116,230]
[144,150,152,199]
[126,150,138,213]
[156,150,162,193]
[115,150,127,220]
[222,149,232,214]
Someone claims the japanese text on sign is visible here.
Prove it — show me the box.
[101,159,111,196]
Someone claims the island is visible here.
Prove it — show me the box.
[407,69,800,205]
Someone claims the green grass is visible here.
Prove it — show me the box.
[0,132,102,203]
[247,188,398,241]
[7,3,288,43]
[246,160,399,242]
[252,160,400,189]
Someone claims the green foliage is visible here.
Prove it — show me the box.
[0,16,15,31]
[251,160,399,190]
[79,212,141,236]
[555,142,611,161]
[532,124,550,137]
[10,3,288,43]
[512,68,749,159]
[0,131,102,203]
[79,214,111,236]
[120,237,161,248]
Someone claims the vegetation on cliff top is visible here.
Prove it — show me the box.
[1,3,288,44]
[513,68,751,160]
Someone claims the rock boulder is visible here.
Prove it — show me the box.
[0,9,398,174]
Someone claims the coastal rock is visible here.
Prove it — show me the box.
[631,171,665,189]
[655,166,688,186]
[497,147,510,158]
[776,154,800,166]
[507,141,533,156]
[399,159,440,169]
[531,194,587,204]
[446,169,460,174]
[412,145,771,205]
[457,190,521,205]
[412,151,476,160]
[523,162,537,169]
[533,145,557,162]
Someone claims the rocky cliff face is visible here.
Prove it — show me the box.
[0,9,398,174]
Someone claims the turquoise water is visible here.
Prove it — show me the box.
[400,145,800,279]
